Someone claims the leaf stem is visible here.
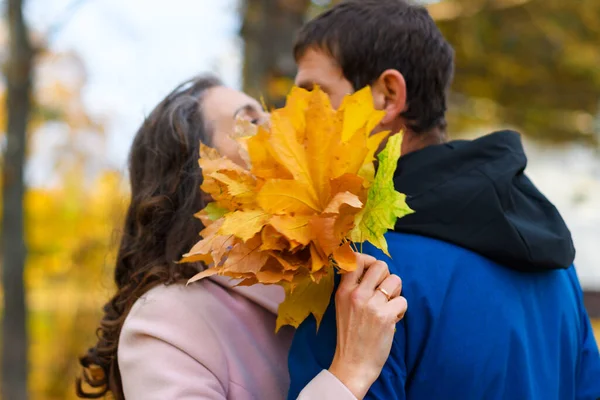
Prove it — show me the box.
[348,240,361,254]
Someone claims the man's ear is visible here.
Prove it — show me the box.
[372,70,407,125]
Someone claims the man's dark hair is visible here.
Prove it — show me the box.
[294,0,454,134]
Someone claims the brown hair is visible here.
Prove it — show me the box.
[294,0,454,134]
[76,75,221,399]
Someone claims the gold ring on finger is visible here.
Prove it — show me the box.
[376,286,392,301]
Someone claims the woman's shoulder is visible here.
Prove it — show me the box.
[121,279,234,342]
[118,280,233,385]
[129,279,229,317]
[119,280,238,358]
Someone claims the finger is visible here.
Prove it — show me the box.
[388,274,403,298]
[385,296,408,322]
[358,260,389,293]
[340,252,377,289]
[356,252,378,271]
[372,274,402,304]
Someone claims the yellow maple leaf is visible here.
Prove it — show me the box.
[323,191,363,214]
[276,268,335,331]
[182,86,412,330]
[268,111,314,185]
[259,225,289,251]
[269,215,312,246]
[256,180,320,214]
[282,86,311,143]
[339,86,386,142]
[305,89,338,207]
[246,127,293,180]
[220,235,269,275]
[220,210,270,242]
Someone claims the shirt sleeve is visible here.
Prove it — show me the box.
[296,370,357,400]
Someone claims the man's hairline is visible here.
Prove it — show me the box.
[294,44,353,96]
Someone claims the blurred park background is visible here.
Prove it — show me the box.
[0,0,598,398]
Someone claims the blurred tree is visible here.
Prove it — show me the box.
[0,4,104,399]
[429,0,600,143]
[2,0,33,399]
[241,0,311,107]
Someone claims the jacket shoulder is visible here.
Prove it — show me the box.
[119,281,231,383]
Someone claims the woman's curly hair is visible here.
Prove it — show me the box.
[76,76,221,399]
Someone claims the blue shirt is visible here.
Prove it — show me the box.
[288,233,600,400]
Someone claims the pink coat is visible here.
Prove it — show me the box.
[118,276,356,399]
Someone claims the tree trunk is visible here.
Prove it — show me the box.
[241,0,311,107]
[2,0,33,398]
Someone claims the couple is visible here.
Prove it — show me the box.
[78,1,600,399]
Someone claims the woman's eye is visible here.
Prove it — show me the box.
[236,113,258,124]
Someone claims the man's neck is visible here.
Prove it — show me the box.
[401,128,447,156]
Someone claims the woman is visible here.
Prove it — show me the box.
[77,76,407,400]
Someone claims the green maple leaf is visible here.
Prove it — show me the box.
[204,202,228,221]
[350,133,414,256]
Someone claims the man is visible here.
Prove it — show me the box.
[287,1,600,399]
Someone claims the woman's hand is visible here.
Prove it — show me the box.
[328,253,407,399]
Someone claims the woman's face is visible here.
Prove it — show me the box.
[202,86,265,165]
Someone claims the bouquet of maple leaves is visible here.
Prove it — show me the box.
[181,86,413,330]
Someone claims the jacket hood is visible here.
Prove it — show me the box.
[393,130,575,272]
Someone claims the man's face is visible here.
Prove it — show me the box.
[295,47,407,153]
[294,48,354,109]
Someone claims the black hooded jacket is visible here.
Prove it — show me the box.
[393,130,575,272]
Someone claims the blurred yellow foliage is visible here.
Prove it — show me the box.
[15,170,126,400]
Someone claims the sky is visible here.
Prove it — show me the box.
[19,0,600,288]
[27,0,243,167]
